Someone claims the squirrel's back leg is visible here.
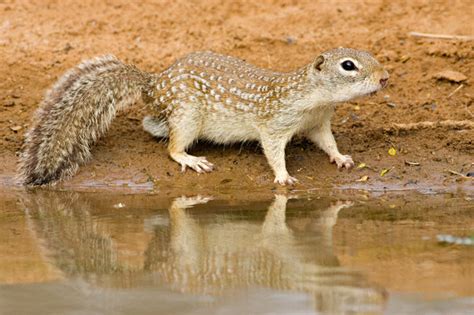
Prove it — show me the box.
[143,116,169,138]
[167,110,214,173]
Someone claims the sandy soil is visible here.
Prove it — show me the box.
[0,0,472,193]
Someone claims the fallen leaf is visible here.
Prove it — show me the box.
[380,168,392,177]
[405,160,420,166]
[10,125,22,132]
[356,175,369,182]
[357,162,367,169]
[433,70,467,83]
[388,147,396,156]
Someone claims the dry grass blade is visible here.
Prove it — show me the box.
[409,32,474,41]
[447,84,464,98]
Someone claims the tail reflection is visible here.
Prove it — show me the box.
[21,192,386,313]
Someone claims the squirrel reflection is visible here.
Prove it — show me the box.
[22,192,385,313]
[146,195,355,293]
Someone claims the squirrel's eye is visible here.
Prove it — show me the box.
[341,60,357,71]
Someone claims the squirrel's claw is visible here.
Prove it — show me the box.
[330,154,354,170]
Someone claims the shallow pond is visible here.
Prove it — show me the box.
[0,189,473,315]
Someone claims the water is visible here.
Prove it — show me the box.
[0,189,472,315]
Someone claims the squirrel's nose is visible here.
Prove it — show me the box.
[379,70,389,88]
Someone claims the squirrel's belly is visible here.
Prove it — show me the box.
[200,116,259,144]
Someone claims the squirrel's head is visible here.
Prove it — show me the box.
[310,48,389,103]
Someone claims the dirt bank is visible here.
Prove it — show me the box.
[0,0,472,193]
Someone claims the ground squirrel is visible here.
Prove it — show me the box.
[19,48,389,186]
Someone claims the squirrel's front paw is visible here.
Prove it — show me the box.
[274,174,298,186]
[330,154,354,170]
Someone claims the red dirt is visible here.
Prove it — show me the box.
[0,0,472,193]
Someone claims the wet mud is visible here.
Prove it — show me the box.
[0,0,472,192]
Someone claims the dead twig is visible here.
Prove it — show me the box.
[409,31,474,41]
[446,169,471,179]
[385,120,474,132]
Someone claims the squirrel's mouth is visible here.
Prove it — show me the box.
[367,82,385,96]
[368,90,379,97]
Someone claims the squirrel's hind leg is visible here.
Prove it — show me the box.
[167,113,214,174]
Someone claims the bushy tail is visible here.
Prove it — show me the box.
[18,55,154,186]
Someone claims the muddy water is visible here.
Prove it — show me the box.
[0,190,472,315]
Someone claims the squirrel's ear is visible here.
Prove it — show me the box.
[314,55,325,71]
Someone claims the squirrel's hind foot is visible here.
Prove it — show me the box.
[171,152,214,173]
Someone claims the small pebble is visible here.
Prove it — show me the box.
[399,55,410,63]
[423,102,437,111]
[340,117,349,124]
[285,36,296,45]
[433,70,467,83]
[63,43,73,53]
[350,113,359,121]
